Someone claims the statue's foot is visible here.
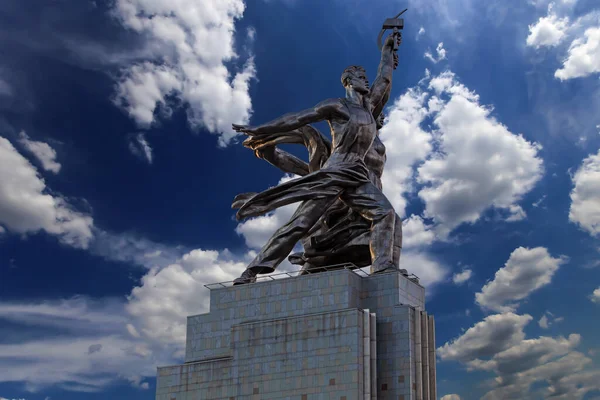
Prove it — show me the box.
[371,262,396,275]
[232,269,257,285]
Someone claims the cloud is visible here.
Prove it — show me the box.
[424,42,447,63]
[112,0,256,146]
[539,310,564,329]
[440,395,461,400]
[590,287,600,304]
[417,26,426,39]
[569,149,600,236]
[380,85,433,216]
[17,131,61,173]
[0,244,325,394]
[0,137,93,248]
[88,230,187,269]
[481,348,599,400]
[452,268,472,285]
[526,5,600,81]
[416,71,543,236]
[475,247,566,312]
[555,26,600,80]
[526,3,570,48]
[402,215,436,249]
[126,248,245,345]
[438,313,533,362]
[128,133,153,164]
[400,251,448,288]
[439,309,600,399]
[0,298,160,393]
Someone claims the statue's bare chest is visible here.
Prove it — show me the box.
[345,102,374,126]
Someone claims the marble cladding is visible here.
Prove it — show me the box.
[156,268,431,400]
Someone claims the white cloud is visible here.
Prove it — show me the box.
[400,251,448,289]
[380,86,433,216]
[440,395,461,400]
[17,131,61,173]
[424,42,447,63]
[126,249,245,345]
[452,268,472,285]
[0,137,93,248]
[475,247,566,313]
[439,309,600,399]
[417,26,426,39]
[0,298,160,393]
[526,3,570,48]
[569,149,600,236]
[236,204,298,250]
[555,26,600,80]
[590,287,600,304]
[539,310,564,328]
[402,215,436,249]
[527,4,600,81]
[112,0,255,146]
[0,246,250,394]
[438,313,532,362]
[481,347,599,400]
[89,230,187,269]
[417,71,543,236]
[128,133,153,164]
[506,205,527,221]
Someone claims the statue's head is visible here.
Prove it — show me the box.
[376,112,385,130]
[341,66,369,94]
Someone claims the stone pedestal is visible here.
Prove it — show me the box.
[155,268,437,400]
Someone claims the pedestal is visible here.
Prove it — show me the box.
[155,268,437,399]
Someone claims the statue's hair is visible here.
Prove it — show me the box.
[341,65,366,87]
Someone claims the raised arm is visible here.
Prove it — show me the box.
[232,98,347,136]
[369,33,401,113]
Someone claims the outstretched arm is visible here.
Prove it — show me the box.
[232,98,347,136]
[253,146,310,176]
[369,33,401,113]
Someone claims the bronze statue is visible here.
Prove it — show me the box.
[231,31,403,285]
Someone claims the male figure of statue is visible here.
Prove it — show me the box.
[232,33,401,284]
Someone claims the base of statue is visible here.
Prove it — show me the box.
[155,267,437,399]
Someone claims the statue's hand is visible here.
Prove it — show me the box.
[383,32,402,50]
[232,124,258,136]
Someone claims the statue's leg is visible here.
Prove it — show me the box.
[393,213,408,276]
[341,182,397,274]
[234,195,340,284]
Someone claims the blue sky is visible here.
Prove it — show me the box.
[0,0,599,399]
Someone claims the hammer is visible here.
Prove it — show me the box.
[377,8,408,51]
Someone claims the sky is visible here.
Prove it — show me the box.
[0,0,599,399]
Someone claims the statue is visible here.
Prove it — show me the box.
[237,112,405,277]
[231,28,403,285]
